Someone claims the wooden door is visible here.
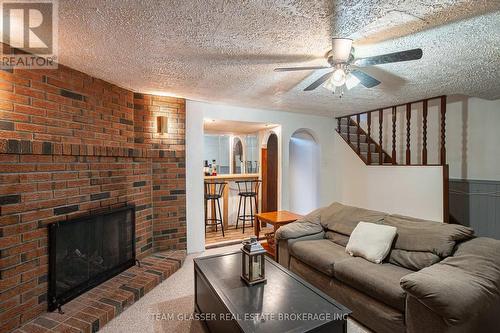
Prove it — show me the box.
[262,134,278,212]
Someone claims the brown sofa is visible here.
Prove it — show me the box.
[276,202,500,333]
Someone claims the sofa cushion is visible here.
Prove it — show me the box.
[400,237,500,326]
[388,249,441,271]
[289,239,351,277]
[384,214,474,259]
[325,231,349,247]
[319,202,387,236]
[335,258,412,311]
[346,222,397,264]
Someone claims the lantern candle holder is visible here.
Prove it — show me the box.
[241,237,266,285]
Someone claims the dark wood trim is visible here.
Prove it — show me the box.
[367,112,372,164]
[406,103,411,165]
[356,114,361,154]
[378,110,383,165]
[391,106,396,164]
[422,100,428,165]
[264,134,278,212]
[334,95,446,119]
[261,148,268,212]
[440,96,447,166]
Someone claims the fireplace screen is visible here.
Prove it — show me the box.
[48,206,135,311]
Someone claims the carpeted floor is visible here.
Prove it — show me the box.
[99,244,370,333]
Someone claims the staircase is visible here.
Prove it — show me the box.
[337,117,394,165]
[335,95,448,167]
[335,95,450,223]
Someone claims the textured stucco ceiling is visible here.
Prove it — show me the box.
[57,0,500,117]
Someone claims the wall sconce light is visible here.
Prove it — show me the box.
[157,116,168,134]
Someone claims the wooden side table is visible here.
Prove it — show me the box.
[255,211,302,257]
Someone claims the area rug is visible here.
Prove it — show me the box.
[150,295,369,333]
[151,295,207,333]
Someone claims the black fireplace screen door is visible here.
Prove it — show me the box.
[48,205,135,311]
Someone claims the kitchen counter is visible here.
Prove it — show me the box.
[204,173,259,181]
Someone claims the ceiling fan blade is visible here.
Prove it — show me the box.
[274,66,331,72]
[304,71,333,91]
[354,48,423,67]
[350,69,381,88]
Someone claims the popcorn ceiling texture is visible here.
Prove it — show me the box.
[57,1,500,117]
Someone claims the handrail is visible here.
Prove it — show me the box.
[335,95,449,222]
[336,95,447,166]
[334,95,446,119]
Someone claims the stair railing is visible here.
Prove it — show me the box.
[336,95,447,166]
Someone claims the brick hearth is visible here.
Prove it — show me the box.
[15,250,186,333]
[0,54,186,332]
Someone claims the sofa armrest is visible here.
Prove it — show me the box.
[276,232,324,268]
[401,237,500,328]
[275,219,323,241]
[275,207,324,241]
[274,209,325,268]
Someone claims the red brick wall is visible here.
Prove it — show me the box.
[0,65,186,332]
[133,94,186,251]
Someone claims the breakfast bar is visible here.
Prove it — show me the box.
[204,173,260,230]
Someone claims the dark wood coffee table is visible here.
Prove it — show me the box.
[194,251,350,333]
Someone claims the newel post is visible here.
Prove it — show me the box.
[367,112,372,164]
[405,103,411,165]
[440,96,447,165]
[422,100,428,165]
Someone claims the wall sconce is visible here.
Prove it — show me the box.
[157,116,168,134]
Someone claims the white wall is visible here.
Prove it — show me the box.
[332,134,445,221]
[289,130,320,215]
[186,100,451,252]
[357,97,500,181]
[186,104,205,253]
[447,97,500,181]
[186,101,337,253]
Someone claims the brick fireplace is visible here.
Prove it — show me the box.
[0,63,186,331]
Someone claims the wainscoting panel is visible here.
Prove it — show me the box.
[449,179,500,239]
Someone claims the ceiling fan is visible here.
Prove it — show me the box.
[274,38,422,96]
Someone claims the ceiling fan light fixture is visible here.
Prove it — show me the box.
[331,68,346,87]
[331,38,353,63]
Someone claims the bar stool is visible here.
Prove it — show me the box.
[235,180,261,233]
[204,181,226,237]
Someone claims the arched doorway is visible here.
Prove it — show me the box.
[289,129,319,215]
[262,133,278,212]
[232,137,243,174]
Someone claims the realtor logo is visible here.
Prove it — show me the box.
[1,0,58,68]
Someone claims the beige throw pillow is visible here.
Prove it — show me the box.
[346,222,397,264]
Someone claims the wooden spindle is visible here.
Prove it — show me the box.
[440,96,447,165]
[337,118,341,133]
[422,100,428,165]
[347,116,350,144]
[406,103,411,165]
[356,114,361,154]
[378,110,383,165]
[391,106,396,164]
[367,112,371,164]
